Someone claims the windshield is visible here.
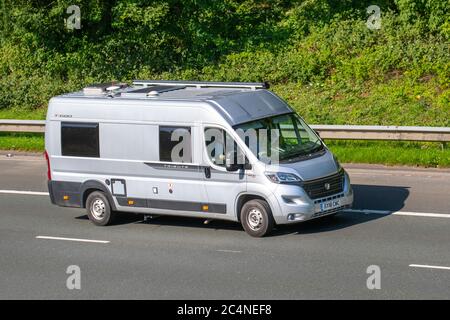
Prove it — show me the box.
[233,113,324,163]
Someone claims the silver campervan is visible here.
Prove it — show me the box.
[45,80,353,237]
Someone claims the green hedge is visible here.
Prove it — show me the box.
[0,1,448,127]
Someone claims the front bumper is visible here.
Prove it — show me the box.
[272,171,353,225]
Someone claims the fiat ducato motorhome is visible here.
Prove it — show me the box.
[45,80,353,237]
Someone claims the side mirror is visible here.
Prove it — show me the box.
[225,150,240,172]
[226,163,240,172]
[225,149,251,172]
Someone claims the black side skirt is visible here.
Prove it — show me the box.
[48,180,227,214]
[116,197,227,214]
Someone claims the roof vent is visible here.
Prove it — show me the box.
[83,82,128,95]
[147,90,159,96]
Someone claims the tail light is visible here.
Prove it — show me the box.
[44,150,51,181]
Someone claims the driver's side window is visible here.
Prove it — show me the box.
[204,127,244,168]
[204,127,227,167]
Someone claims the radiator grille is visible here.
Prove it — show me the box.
[302,170,344,199]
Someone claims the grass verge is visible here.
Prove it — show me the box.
[0,108,47,120]
[0,133,45,152]
[0,134,449,168]
[327,140,450,168]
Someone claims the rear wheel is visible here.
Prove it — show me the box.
[240,199,274,237]
[86,191,116,226]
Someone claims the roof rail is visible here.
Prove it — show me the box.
[132,80,269,90]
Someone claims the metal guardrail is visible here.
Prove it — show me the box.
[310,125,450,142]
[0,120,46,133]
[1,120,449,142]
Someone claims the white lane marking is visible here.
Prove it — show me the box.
[347,209,390,214]
[346,209,450,218]
[217,249,242,253]
[392,211,450,218]
[2,190,449,219]
[409,264,450,271]
[349,172,393,176]
[0,190,49,196]
[36,236,110,244]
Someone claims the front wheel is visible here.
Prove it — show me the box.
[86,191,116,226]
[240,199,274,237]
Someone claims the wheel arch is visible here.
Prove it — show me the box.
[80,180,117,211]
[235,192,273,222]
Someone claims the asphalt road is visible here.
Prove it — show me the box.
[0,154,449,299]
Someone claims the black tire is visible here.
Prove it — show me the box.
[240,199,274,237]
[85,191,115,226]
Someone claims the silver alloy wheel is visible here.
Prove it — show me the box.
[91,198,106,220]
[247,208,263,231]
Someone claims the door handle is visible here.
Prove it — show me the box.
[204,166,211,179]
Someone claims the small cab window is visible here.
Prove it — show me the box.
[61,122,99,157]
[159,126,192,163]
[204,127,244,167]
[204,128,227,167]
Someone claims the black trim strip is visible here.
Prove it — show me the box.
[116,197,227,214]
[116,197,147,208]
[144,162,241,175]
[144,162,200,171]
[206,203,227,214]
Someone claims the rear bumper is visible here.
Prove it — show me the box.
[47,180,82,207]
[47,181,56,205]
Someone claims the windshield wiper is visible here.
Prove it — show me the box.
[308,142,324,154]
[280,143,324,163]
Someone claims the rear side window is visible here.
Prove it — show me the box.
[159,126,191,163]
[61,122,99,157]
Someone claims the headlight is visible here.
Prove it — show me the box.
[265,172,302,184]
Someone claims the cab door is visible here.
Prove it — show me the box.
[200,125,248,219]
[139,124,210,216]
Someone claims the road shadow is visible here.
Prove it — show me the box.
[136,215,244,232]
[75,212,143,225]
[352,184,410,212]
[75,184,410,236]
[75,212,243,230]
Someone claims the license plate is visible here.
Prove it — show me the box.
[320,199,341,212]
